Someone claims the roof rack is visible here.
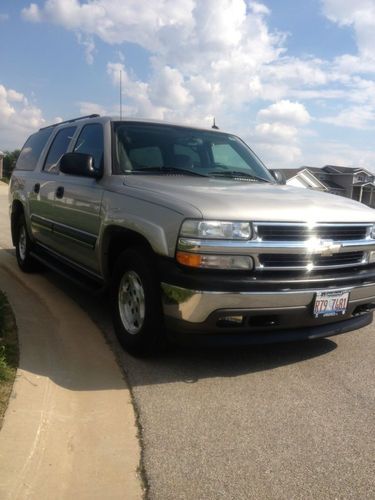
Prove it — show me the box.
[39,114,100,131]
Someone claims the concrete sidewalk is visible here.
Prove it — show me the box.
[0,226,142,498]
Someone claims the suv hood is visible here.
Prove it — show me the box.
[124,175,375,223]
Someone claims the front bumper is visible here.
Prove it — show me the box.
[160,280,375,342]
[158,257,375,341]
[161,282,375,323]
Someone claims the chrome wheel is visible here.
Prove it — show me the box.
[118,270,146,335]
[18,225,27,262]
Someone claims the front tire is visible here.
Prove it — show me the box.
[111,248,164,356]
[15,214,37,272]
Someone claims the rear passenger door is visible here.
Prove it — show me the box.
[29,125,77,250]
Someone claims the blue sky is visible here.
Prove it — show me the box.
[1,0,375,171]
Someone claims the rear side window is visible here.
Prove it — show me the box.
[73,124,104,170]
[15,128,53,171]
[43,126,76,174]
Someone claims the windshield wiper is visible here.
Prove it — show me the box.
[132,166,208,177]
[208,171,270,182]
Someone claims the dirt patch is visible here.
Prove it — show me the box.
[0,292,18,429]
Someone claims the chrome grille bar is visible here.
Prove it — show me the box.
[254,222,371,242]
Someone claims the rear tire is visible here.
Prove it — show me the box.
[111,248,164,356]
[15,214,37,272]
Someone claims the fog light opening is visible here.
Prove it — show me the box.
[217,315,245,327]
[353,303,375,316]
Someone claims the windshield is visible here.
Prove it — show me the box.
[112,122,274,182]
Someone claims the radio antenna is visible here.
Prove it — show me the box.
[120,69,123,120]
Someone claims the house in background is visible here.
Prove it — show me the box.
[283,166,375,208]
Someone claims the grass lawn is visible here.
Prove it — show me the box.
[0,292,18,429]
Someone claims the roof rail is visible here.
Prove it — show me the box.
[39,114,100,131]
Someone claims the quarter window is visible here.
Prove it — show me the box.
[15,128,53,171]
[43,126,76,173]
[73,124,104,170]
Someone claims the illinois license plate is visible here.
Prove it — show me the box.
[313,290,350,318]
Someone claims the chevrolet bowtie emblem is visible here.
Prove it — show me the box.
[313,239,342,257]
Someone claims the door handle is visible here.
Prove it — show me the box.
[33,183,40,194]
[56,186,64,199]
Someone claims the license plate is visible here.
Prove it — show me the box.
[313,290,350,318]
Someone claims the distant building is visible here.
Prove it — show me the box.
[283,166,375,208]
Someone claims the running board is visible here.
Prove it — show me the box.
[30,245,106,295]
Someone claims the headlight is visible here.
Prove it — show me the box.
[180,220,252,240]
[177,219,253,270]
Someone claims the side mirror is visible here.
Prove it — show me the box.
[269,169,286,185]
[60,152,102,179]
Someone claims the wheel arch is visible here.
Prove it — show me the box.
[11,200,25,246]
[101,226,157,281]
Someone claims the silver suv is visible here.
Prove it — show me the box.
[9,114,375,355]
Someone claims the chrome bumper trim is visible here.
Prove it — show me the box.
[161,282,375,323]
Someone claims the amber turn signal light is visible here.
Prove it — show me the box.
[176,251,202,268]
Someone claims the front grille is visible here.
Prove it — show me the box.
[256,224,369,241]
[259,252,365,269]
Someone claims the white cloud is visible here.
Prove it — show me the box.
[78,101,109,116]
[257,100,311,126]
[150,66,192,108]
[22,0,195,47]
[303,139,375,172]
[22,0,283,112]
[250,1,270,15]
[18,0,375,170]
[0,84,45,150]
[249,100,312,167]
[7,89,26,103]
[322,0,375,59]
[22,3,41,22]
[76,34,96,64]
[320,105,375,130]
[254,122,298,143]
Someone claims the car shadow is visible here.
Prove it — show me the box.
[41,265,338,389]
[0,248,338,390]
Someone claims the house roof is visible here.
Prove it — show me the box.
[323,165,372,176]
[280,168,304,180]
[281,165,375,190]
[321,179,345,190]
[281,166,327,180]
[301,166,323,174]
[353,181,375,187]
[283,167,328,190]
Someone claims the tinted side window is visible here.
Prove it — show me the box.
[15,128,53,171]
[73,124,104,170]
[43,126,76,173]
